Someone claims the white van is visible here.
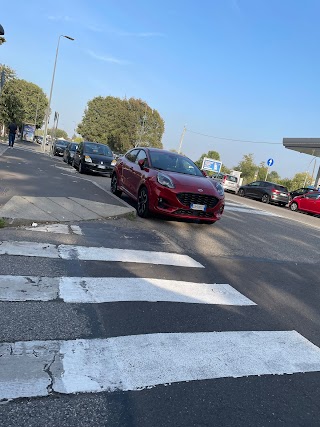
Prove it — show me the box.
[211,172,239,193]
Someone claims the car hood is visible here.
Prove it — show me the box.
[84,153,113,163]
[159,171,221,195]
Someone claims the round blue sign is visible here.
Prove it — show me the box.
[267,158,274,167]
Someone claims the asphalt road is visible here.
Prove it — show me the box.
[1,146,320,426]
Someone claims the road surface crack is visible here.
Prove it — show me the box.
[43,352,57,395]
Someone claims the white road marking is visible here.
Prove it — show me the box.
[0,241,203,267]
[0,276,255,305]
[1,331,320,400]
[224,205,279,216]
[70,225,83,235]
[25,224,70,234]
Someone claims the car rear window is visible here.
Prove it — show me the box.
[226,175,238,183]
[274,185,288,192]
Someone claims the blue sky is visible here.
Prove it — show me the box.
[1,0,320,178]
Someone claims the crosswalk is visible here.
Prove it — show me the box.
[1,231,320,405]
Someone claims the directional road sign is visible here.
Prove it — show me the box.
[267,158,274,167]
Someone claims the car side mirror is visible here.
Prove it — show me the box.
[138,159,146,170]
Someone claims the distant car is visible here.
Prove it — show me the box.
[72,141,114,176]
[53,139,69,156]
[238,181,289,206]
[111,147,225,223]
[34,136,42,144]
[211,172,239,193]
[63,142,79,164]
[289,187,317,201]
[289,191,320,215]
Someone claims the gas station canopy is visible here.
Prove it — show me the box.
[283,138,320,187]
[283,138,320,157]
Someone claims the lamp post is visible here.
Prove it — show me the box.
[0,24,4,35]
[42,35,74,152]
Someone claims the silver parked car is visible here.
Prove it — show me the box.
[211,173,239,193]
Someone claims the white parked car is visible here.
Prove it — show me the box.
[211,173,239,193]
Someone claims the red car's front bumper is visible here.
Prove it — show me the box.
[148,183,224,223]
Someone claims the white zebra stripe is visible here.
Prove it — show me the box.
[1,331,320,400]
[0,276,256,305]
[0,241,203,267]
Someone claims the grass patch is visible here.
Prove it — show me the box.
[0,218,6,228]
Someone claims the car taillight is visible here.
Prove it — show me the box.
[272,189,280,194]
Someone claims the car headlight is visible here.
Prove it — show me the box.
[84,155,92,163]
[157,172,175,189]
[214,182,224,197]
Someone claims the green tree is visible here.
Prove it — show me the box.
[37,128,68,139]
[0,78,47,128]
[234,154,257,184]
[0,64,16,82]
[77,96,164,152]
[0,37,5,46]
[267,170,281,182]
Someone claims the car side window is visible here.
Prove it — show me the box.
[135,149,148,164]
[249,182,260,187]
[125,149,140,163]
[78,143,82,152]
[306,193,320,199]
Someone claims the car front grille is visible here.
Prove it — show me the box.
[176,193,219,208]
[173,209,215,218]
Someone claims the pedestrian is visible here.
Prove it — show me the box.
[8,122,18,147]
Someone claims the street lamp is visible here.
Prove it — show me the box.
[42,35,74,152]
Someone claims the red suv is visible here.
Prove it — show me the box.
[111,147,225,224]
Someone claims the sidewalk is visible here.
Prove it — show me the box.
[0,141,136,226]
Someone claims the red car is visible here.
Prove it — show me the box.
[289,191,320,215]
[111,147,225,224]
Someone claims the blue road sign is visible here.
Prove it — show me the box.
[202,157,222,173]
[267,158,274,167]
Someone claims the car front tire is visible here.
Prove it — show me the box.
[111,173,122,197]
[261,194,270,203]
[238,188,245,197]
[78,162,85,174]
[137,186,150,218]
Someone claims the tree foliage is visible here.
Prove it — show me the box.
[0,64,16,82]
[234,154,258,183]
[0,37,6,46]
[0,78,47,128]
[37,128,68,139]
[77,96,165,153]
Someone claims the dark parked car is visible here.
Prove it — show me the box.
[111,147,225,223]
[72,141,114,176]
[289,191,320,215]
[63,142,79,164]
[53,139,69,156]
[238,181,289,206]
[289,187,317,200]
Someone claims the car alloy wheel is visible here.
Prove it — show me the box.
[290,202,298,212]
[111,174,122,197]
[238,188,245,197]
[78,162,84,174]
[261,194,270,204]
[137,186,149,218]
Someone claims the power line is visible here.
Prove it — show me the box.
[186,129,282,145]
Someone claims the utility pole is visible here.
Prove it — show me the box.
[136,105,147,147]
[178,125,186,154]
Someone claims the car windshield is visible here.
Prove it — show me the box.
[226,175,238,183]
[70,143,78,150]
[149,151,203,176]
[57,140,68,147]
[84,143,112,156]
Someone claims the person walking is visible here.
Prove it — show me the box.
[8,122,18,147]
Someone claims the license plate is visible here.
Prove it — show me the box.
[190,203,206,211]
[98,165,106,169]
[280,193,287,196]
